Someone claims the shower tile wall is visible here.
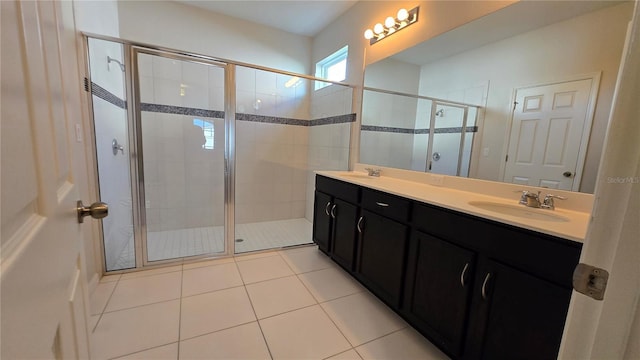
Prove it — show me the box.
[89,38,135,271]
[305,84,353,222]
[235,67,311,225]
[139,55,225,233]
[360,90,417,170]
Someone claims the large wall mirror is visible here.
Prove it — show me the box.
[360,1,633,193]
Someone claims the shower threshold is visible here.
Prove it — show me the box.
[111,218,313,270]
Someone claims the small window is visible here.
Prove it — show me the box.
[315,45,348,90]
[193,119,214,150]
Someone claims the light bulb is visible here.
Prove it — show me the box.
[373,23,384,35]
[385,16,396,29]
[364,29,374,40]
[397,8,409,21]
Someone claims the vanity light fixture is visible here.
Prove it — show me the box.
[364,7,419,45]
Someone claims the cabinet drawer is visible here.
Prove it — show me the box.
[361,188,411,222]
[316,175,360,204]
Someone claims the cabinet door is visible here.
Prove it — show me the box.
[406,232,475,357]
[331,199,359,270]
[313,191,332,253]
[469,260,572,360]
[358,210,409,306]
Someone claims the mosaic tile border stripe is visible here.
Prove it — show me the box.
[90,80,355,127]
[362,125,478,134]
[91,82,127,109]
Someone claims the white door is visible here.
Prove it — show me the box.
[503,78,596,190]
[2,1,93,358]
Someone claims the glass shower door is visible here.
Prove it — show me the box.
[135,49,229,263]
[429,102,468,176]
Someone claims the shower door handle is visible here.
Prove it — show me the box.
[77,200,109,223]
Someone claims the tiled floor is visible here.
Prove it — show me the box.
[90,245,449,360]
[111,218,313,270]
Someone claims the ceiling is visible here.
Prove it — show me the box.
[391,1,624,66]
[176,0,358,37]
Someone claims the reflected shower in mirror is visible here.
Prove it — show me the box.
[360,1,633,193]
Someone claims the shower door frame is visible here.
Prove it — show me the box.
[83,33,355,274]
[129,46,237,267]
[426,100,472,176]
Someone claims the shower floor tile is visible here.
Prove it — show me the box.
[112,218,312,267]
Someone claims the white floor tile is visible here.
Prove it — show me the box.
[90,281,117,315]
[234,250,280,262]
[89,315,100,333]
[179,322,271,359]
[279,246,334,274]
[100,274,121,283]
[183,257,235,270]
[91,300,180,360]
[260,305,351,360]
[327,349,363,360]
[236,255,295,284]
[246,275,317,319]
[105,272,182,312]
[321,292,407,346]
[298,267,365,303]
[182,262,243,297]
[180,286,256,340]
[114,343,178,359]
[120,265,182,280]
[355,328,449,360]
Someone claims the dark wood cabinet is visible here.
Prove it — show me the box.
[464,259,573,360]
[312,175,581,360]
[312,191,332,253]
[331,199,359,270]
[404,231,476,358]
[312,176,360,270]
[357,210,409,307]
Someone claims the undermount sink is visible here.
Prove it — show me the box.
[339,172,377,179]
[468,201,570,222]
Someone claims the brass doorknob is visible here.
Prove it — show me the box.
[563,171,573,178]
[77,200,109,223]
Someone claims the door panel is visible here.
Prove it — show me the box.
[136,51,227,262]
[358,210,409,306]
[504,79,594,190]
[1,0,90,357]
[409,232,475,357]
[313,191,332,253]
[331,199,358,270]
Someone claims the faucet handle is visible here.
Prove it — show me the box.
[365,167,381,177]
[542,194,567,210]
[514,190,529,204]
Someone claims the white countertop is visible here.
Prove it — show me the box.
[316,169,592,243]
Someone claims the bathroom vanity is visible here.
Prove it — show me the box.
[312,166,591,360]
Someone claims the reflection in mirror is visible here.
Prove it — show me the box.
[360,1,633,193]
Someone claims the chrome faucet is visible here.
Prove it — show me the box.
[517,190,541,208]
[516,190,567,210]
[541,194,567,210]
[365,168,381,177]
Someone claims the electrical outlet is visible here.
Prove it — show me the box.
[483,147,490,157]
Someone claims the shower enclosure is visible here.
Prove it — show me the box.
[360,87,480,176]
[86,36,354,272]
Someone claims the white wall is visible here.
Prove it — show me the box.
[117,1,311,74]
[416,3,632,193]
